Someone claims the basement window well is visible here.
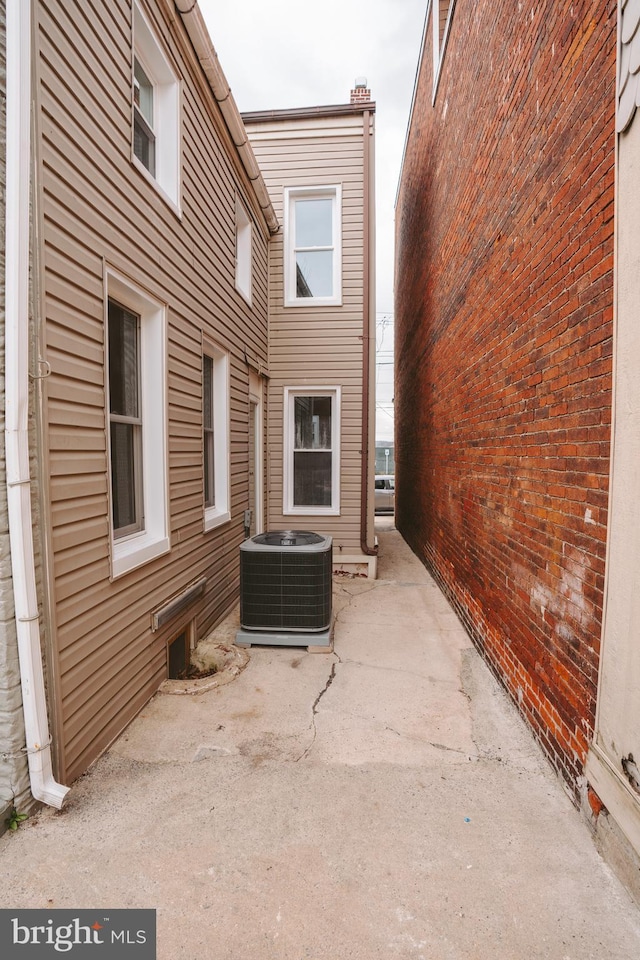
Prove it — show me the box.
[168,628,190,680]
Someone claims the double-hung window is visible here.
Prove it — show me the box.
[132,0,180,210]
[106,270,169,577]
[133,56,156,177]
[284,387,340,515]
[284,186,342,306]
[203,341,230,530]
[108,301,143,537]
[203,354,215,509]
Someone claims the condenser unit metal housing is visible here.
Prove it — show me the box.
[236,531,333,649]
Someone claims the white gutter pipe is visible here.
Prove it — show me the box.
[172,0,280,235]
[5,0,69,809]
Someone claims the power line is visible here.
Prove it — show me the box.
[375,406,395,422]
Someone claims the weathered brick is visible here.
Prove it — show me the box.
[395,0,615,799]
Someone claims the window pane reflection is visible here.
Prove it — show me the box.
[108,303,139,418]
[110,422,137,530]
[296,251,333,298]
[293,451,332,507]
[294,396,332,450]
[295,198,332,247]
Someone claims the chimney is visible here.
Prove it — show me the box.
[350,76,371,104]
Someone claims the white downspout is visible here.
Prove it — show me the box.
[5,0,69,809]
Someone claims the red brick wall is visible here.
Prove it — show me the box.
[395,0,616,796]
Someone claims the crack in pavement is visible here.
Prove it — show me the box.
[332,579,380,626]
[295,657,339,762]
[384,724,504,762]
[311,661,337,714]
[332,657,462,685]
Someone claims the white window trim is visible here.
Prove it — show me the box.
[105,268,169,578]
[203,339,231,531]
[284,185,342,308]
[133,0,181,213]
[432,0,456,103]
[235,197,252,305]
[283,386,341,516]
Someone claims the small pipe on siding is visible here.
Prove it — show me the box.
[5,0,69,809]
[360,108,378,563]
[173,0,280,235]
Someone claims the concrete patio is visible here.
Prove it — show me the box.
[1,519,639,959]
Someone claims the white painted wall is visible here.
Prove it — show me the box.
[586,93,640,857]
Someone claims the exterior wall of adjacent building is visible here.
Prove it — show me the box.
[584,1,640,891]
[34,0,272,784]
[244,104,377,576]
[395,0,616,798]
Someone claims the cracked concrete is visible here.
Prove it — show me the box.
[296,661,338,762]
[1,518,639,959]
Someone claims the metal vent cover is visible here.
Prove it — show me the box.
[245,530,327,550]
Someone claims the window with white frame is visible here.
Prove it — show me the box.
[133,56,156,177]
[203,341,230,530]
[106,271,169,577]
[284,186,342,307]
[284,387,340,515]
[235,198,252,304]
[108,300,143,538]
[133,0,180,209]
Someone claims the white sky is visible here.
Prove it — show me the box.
[198,0,427,442]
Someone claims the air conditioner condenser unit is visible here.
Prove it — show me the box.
[235,531,333,650]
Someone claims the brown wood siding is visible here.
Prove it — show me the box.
[36,0,270,782]
[246,116,369,557]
